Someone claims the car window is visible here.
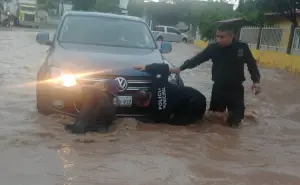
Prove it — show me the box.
[58,15,156,49]
[167,27,180,34]
[153,26,164,32]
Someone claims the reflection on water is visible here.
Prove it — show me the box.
[0,29,300,185]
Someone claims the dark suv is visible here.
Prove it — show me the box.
[36,11,184,117]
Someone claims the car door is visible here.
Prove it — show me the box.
[159,26,169,42]
[173,27,183,42]
[162,26,171,42]
[154,26,165,37]
[153,26,165,40]
[171,27,182,42]
[162,26,170,41]
[166,27,181,42]
[166,27,175,42]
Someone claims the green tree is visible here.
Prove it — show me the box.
[196,2,236,40]
[128,1,189,26]
[71,0,119,12]
[37,0,47,4]
[71,0,96,11]
[92,0,119,13]
[37,0,65,10]
[127,0,144,17]
[236,0,266,26]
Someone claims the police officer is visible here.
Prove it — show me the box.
[65,79,120,134]
[172,24,261,127]
[133,63,207,125]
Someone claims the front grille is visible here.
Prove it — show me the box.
[77,77,152,92]
[75,76,152,116]
[24,14,35,21]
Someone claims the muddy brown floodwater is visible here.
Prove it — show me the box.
[0,28,300,185]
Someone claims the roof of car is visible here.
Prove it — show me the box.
[63,11,145,23]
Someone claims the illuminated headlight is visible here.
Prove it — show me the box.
[50,67,77,87]
[60,74,77,87]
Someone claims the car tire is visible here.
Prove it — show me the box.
[36,83,53,115]
[182,38,187,43]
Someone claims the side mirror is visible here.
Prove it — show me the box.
[36,32,52,46]
[160,42,172,54]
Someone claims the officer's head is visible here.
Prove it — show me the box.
[216,24,234,47]
[133,90,151,107]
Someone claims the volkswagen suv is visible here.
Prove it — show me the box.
[36,11,183,117]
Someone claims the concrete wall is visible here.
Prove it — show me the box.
[252,49,300,73]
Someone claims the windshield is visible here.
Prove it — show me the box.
[20,6,36,12]
[58,15,157,49]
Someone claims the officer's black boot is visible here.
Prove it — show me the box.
[226,111,242,128]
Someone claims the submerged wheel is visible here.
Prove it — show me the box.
[36,83,53,115]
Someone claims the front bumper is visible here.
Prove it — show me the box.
[47,83,150,118]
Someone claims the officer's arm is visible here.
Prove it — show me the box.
[179,44,213,71]
[244,44,260,83]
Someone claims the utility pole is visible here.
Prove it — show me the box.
[60,0,64,16]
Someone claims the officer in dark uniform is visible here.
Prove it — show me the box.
[172,24,261,127]
[133,63,207,125]
[65,79,120,134]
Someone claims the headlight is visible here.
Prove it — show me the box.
[60,74,77,87]
[163,59,177,83]
[50,67,77,87]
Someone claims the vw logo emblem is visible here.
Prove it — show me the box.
[115,77,128,92]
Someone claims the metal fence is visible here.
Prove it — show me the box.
[239,27,260,49]
[240,26,290,53]
[291,27,300,55]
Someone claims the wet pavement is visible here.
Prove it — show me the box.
[1,28,300,185]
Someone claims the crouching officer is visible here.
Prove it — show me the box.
[133,63,207,125]
[65,79,120,134]
[171,24,261,127]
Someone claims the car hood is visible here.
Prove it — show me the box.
[49,43,164,77]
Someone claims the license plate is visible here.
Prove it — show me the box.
[113,96,132,107]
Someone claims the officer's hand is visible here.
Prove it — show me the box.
[133,65,145,71]
[170,67,181,74]
[251,83,261,95]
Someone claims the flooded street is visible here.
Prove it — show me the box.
[1,28,300,185]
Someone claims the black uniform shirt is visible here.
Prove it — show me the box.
[144,63,206,124]
[148,83,206,124]
[180,39,261,84]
